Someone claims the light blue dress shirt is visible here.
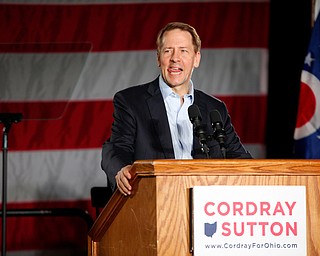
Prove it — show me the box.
[159,76,194,159]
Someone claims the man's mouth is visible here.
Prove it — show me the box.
[168,67,183,74]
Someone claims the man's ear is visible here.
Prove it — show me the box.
[194,51,201,68]
[157,52,161,67]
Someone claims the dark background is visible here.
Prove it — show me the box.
[267,0,313,158]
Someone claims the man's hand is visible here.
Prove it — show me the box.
[115,165,132,196]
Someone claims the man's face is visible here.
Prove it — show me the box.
[157,29,201,93]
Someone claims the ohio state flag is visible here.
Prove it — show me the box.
[294,12,320,159]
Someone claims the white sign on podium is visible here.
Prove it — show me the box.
[191,186,306,256]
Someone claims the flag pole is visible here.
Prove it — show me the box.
[0,113,22,256]
[313,0,320,23]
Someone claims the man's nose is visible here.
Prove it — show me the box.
[170,50,180,62]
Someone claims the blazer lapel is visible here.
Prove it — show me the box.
[192,90,209,156]
[146,78,175,159]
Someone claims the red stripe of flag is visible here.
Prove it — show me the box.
[221,95,267,145]
[1,100,114,151]
[0,42,92,53]
[0,96,265,151]
[0,2,269,52]
[5,200,94,252]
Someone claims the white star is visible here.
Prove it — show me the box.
[304,52,314,66]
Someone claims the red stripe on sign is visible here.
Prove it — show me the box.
[0,2,269,52]
[0,96,265,151]
[5,200,96,252]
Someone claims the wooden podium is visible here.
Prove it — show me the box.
[88,159,320,256]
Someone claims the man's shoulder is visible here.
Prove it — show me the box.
[115,77,159,97]
[194,89,224,105]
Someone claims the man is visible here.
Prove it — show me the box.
[102,22,251,196]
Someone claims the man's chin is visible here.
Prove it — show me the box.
[165,79,185,87]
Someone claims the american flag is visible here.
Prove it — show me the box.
[0,1,269,254]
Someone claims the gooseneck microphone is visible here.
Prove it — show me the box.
[210,109,226,159]
[188,104,210,158]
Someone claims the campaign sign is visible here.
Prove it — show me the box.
[192,186,306,256]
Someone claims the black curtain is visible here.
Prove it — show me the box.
[266,0,313,158]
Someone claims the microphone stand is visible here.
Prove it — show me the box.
[200,142,210,159]
[210,133,226,159]
[206,134,226,159]
[220,143,226,159]
[0,113,22,256]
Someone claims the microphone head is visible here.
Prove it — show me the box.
[210,109,226,142]
[210,109,222,124]
[188,104,202,122]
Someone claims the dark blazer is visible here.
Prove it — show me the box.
[102,77,251,191]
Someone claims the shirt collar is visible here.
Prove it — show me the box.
[159,75,194,102]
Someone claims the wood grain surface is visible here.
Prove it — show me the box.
[88,159,320,256]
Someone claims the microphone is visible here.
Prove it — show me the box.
[188,104,210,157]
[210,110,226,159]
